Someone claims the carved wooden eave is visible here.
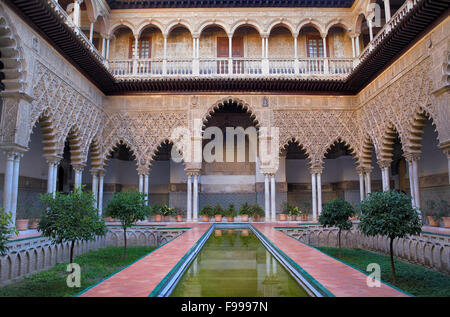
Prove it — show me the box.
[3,0,450,95]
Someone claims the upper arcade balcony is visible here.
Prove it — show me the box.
[48,0,421,80]
[8,0,445,93]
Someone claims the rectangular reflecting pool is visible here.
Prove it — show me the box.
[169,228,311,297]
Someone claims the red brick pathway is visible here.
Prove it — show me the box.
[253,223,407,297]
[79,223,210,297]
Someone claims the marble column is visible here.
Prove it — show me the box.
[98,171,104,215]
[412,159,421,209]
[364,167,372,196]
[73,0,81,27]
[384,0,391,21]
[270,175,276,222]
[52,162,58,196]
[368,19,374,41]
[193,173,199,222]
[144,174,149,205]
[311,173,317,221]
[73,165,83,189]
[89,22,94,43]
[264,174,270,222]
[47,162,55,194]
[317,172,322,216]
[91,171,99,207]
[10,153,22,221]
[187,174,192,222]
[2,152,15,214]
[356,35,361,56]
[358,171,365,201]
[407,160,416,207]
[138,174,144,193]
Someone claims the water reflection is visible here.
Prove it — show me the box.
[170,229,310,297]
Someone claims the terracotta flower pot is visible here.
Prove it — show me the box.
[176,215,183,222]
[29,219,39,230]
[241,214,249,222]
[227,216,234,223]
[300,214,308,221]
[290,215,297,221]
[253,215,261,222]
[279,214,288,221]
[201,215,210,222]
[155,214,163,222]
[214,215,223,222]
[442,217,450,228]
[427,216,441,227]
[16,219,29,231]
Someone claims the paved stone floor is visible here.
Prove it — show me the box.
[253,223,407,297]
[78,222,410,297]
[79,223,211,297]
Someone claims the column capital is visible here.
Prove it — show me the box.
[260,168,277,175]
[137,165,150,176]
[90,168,105,176]
[72,163,85,172]
[185,168,201,177]
[310,166,323,174]
[44,155,62,165]
[377,159,392,169]
[356,166,373,174]
[1,146,26,156]
[438,140,450,158]
[404,152,421,163]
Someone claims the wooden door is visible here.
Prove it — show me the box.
[232,37,244,74]
[216,37,229,74]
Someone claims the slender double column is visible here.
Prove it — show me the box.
[379,161,391,192]
[264,174,270,221]
[73,164,84,189]
[185,170,200,222]
[270,174,276,222]
[310,168,323,221]
[405,153,421,210]
[357,166,372,201]
[2,150,24,226]
[98,171,105,216]
[46,156,60,197]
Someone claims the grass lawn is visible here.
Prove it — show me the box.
[317,247,450,297]
[0,246,155,297]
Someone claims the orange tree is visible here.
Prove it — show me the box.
[104,191,150,257]
[318,199,354,258]
[358,191,421,284]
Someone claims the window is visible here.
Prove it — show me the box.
[307,36,324,58]
[129,37,151,59]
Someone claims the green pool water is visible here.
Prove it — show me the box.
[170,228,311,297]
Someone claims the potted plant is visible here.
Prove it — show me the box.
[160,205,175,222]
[425,200,441,227]
[29,206,42,230]
[436,200,449,228]
[15,205,30,231]
[301,201,312,221]
[225,204,237,222]
[152,204,163,222]
[174,208,184,222]
[288,205,301,221]
[239,203,251,222]
[279,202,290,221]
[251,204,264,222]
[200,205,213,222]
[213,204,224,222]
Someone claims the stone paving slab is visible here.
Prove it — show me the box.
[79,223,211,297]
[253,223,408,297]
